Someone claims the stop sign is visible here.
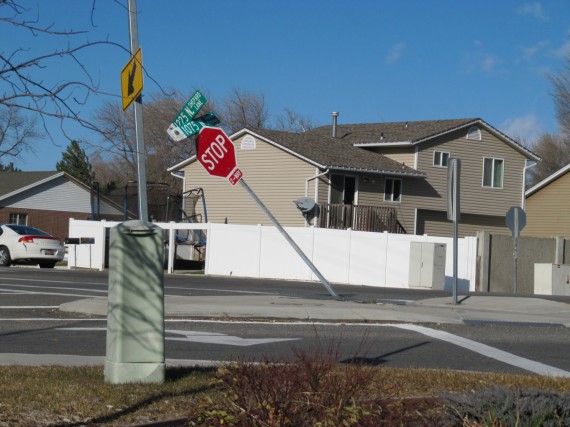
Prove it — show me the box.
[196,127,242,184]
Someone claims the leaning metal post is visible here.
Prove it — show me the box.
[238,179,338,298]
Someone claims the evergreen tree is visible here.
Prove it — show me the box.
[56,140,94,186]
[0,162,22,172]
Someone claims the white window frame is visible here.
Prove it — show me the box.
[433,151,450,168]
[466,126,482,141]
[328,174,358,205]
[482,157,504,189]
[9,213,28,225]
[384,177,402,203]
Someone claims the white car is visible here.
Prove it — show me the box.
[0,224,65,269]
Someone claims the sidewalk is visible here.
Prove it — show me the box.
[59,293,570,327]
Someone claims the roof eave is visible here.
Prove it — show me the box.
[0,171,64,201]
[328,166,426,178]
[354,141,413,147]
[409,118,540,161]
[167,156,197,172]
[244,129,327,169]
[525,163,570,198]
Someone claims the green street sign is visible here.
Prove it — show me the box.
[194,112,221,127]
[166,90,207,141]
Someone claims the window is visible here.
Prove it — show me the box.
[433,151,450,167]
[483,158,504,188]
[9,213,27,225]
[466,126,481,141]
[384,178,402,202]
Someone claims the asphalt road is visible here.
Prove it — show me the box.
[1,267,569,377]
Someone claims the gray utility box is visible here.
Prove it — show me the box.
[105,220,165,384]
[534,263,570,296]
[409,242,446,289]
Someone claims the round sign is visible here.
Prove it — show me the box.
[196,127,238,179]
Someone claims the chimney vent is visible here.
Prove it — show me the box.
[332,112,339,138]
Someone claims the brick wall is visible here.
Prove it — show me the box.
[0,207,122,239]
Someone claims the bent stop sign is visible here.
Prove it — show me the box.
[196,127,243,185]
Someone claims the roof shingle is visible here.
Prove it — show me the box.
[250,128,423,176]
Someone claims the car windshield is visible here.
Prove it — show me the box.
[6,225,50,236]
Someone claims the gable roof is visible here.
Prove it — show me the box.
[525,163,570,198]
[244,128,424,176]
[168,128,425,177]
[0,171,64,200]
[0,171,126,214]
[307,118,540,160]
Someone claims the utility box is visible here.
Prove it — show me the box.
[534,263,570,296]
[105,220,165,384]
[409,242,446,289]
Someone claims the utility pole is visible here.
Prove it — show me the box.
[127,0,148,221]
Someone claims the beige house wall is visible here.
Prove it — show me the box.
[365,126,528,236]
[179,125,530,237]
[181,133,318,227]
[369,147,416,168]
[523,172,570,238]
[416,209,509,237]
[411,127,527,217]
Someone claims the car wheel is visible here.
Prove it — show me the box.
[39,261,56,269]
[0,246,11,267]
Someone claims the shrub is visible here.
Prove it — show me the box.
[444,385,570,427]
[191,334,445,426]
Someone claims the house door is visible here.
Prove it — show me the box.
[329,175,357,229]
[330,175,356,205]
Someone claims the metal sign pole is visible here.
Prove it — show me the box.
[127,0,148,221]
[239,179,338,298]
[513,211,519,294]
[505,206,526,295]
[447,159,461,305]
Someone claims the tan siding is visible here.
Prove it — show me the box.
[523,173,570,238]
[411,127,526,217]
[392,129,525,222]
[182,134,318,226]
[417,209,509,237]
[357,175,418,233]
[366,125,529,235]
[369,147,415,167]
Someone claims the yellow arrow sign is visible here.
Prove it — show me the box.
[121,47,143,111]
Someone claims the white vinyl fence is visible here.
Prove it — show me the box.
[68,219,478,291]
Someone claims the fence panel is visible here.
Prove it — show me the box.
[67,220,477,290]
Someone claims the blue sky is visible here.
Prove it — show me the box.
[5,0,570,171]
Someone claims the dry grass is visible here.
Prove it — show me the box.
[0,365,569,426]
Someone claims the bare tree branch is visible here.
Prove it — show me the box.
[0,1,131,161]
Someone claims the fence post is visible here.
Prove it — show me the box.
[476,230,490,292]
[555,236,564,265]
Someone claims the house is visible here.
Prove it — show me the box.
[168,118,539,237]
[0,171,124,239]
[523,163,570,238]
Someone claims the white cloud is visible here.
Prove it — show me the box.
[501,114,543,143]
[517,3,548,22]
[553,40,570,59]
[522,41,549,61]
[386,42,405,65]
[481,54,501,73]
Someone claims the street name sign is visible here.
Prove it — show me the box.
[121,47,143,111]
[167,90,207,141]
[196,127,243,185]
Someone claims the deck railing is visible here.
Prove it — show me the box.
[316,204,406,234]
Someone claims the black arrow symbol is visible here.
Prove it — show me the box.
[127,61,137,96]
